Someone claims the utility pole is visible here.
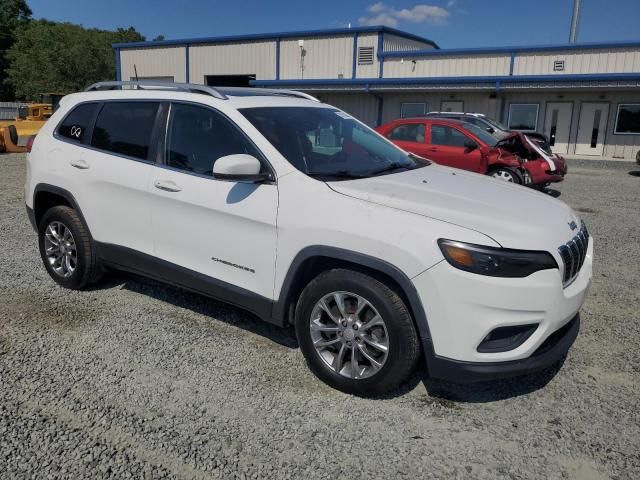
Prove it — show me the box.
[569,0,581,43]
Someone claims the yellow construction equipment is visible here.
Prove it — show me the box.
[0,94,64,153]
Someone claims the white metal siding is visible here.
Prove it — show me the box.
[383,54,511,78]
[318,93,380,126]
[355,33,380,79]
[383,33,436,52]
[189,41,276,83]
[279,36,354,80]
[120,47,186,83]
[514,48,640,75]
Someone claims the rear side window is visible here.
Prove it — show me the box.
[388,123,425,143]
[91,102,159,160]
[57,103,99,143]
[165,103,263,176]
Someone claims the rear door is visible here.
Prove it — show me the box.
[384,121,430,157]
[58,101,158,255]
[426,122,485,173]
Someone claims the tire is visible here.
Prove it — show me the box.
[8,125,18,146]
[489,167,522,184]
[38,206,102,289]
[636,150,640,166]
[295,269,420,396]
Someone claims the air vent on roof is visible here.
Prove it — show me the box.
[358,46,375,65]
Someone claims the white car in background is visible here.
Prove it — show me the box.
[24,82,593,396]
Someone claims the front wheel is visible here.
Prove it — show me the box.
[489,167,522,184]
[295,269,420,396]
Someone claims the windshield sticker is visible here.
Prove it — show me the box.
[335,111,353,120]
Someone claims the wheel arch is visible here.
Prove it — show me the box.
[32,184,89,233]
[272,246,435,358]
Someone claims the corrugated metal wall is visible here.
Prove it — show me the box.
[0,102,23,120]
[279,35,354,80]
[189,41,276,83]
[120,47,186,82]
[382,33,436,52]
[316,93,380,126]
[514,48,640,75]
[383,54,511,78]
[355,33,380,79]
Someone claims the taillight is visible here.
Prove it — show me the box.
[26,135,36,152]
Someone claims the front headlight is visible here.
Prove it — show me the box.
[438,239,557,278]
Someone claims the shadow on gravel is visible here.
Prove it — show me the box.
[628,171,640,177]
[86,272,299,349]
[419,358,565,403]
[541,188,561,198]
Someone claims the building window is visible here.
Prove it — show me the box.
[614,104,640,134]
[400,102,426,118]
[357,47,374,65]
[508,104,539,132]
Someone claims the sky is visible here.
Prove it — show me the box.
[27,0,640,48]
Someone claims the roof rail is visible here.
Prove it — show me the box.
[271,89,320,102]
[85,81,228,100]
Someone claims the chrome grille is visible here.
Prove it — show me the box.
[558,222,589,286]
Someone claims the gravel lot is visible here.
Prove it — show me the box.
[1,153,639,479]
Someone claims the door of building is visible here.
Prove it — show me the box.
[575,102,609,156]
[543,102,573,154]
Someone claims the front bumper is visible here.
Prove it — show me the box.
[413,238,593,382]
[525,159,566,185]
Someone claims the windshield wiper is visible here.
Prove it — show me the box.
[307,170,369,179]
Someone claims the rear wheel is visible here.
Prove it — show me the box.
[38,206,102,289]
[295,269,420,396]
[489,167,522,184]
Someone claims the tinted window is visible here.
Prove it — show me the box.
[91,102,159,160]
[57,103,99,143]
[388,123,425,143]
[166,103,262,176]
[431,125,472,148]
[508,104,539,131]
[615,104,640,134]
[400,102,426,118]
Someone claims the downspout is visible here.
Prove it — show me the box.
[377,32,384,78]
[275,37,281,81]
[367,84,384,126]
[114,47,121,81]
[185,45,190,83]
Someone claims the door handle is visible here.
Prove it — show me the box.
[70,159,90,169]
[154,180,182,192]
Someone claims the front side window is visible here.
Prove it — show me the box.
[508,104,539,132]
[91,102,159,160]
[614,104,640,134]
[241,107,427,180]
[57,103,99,143]
[165,103,263,176]
[388,123,426,143]
[430,124,472,148]
[400,102,427,118]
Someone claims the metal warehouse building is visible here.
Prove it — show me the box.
[113,25,640,161]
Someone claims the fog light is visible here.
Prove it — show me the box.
[477,324,538,353]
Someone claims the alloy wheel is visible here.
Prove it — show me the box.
[309,291,389,379]
[491,169,515,182]
[44,221,77,278]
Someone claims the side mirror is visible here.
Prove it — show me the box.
[212,154,271,183]
[486,127,495,133]
[464,140,478,152]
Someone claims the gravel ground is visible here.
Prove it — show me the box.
[1,153,639,479]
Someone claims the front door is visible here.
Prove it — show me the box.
[543,102,573,154]
[440,100,464,112]
[148,102,278,301]
[426,122,485,173]
[575,102,609,156]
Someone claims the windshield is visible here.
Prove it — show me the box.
[240,107,427,179]
[459,122,499,146]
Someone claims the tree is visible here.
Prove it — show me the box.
[0,0,32,100]
[6,20,144,100]
[152,35,165,41]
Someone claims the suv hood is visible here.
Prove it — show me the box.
[328,165,580,251]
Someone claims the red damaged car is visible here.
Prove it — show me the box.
[376,118,566,187]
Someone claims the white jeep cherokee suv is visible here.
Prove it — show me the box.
[25,81,593,396]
